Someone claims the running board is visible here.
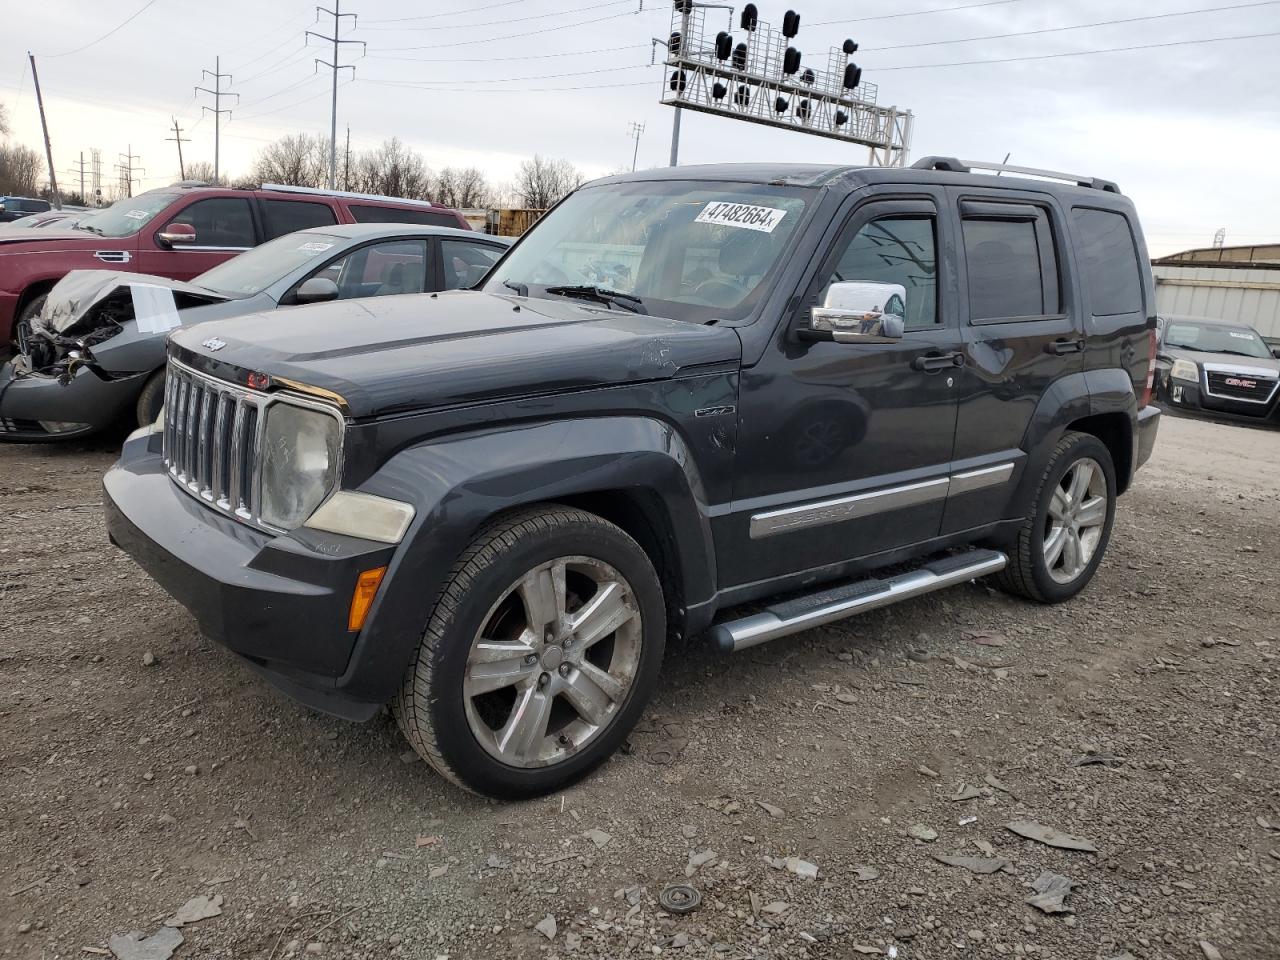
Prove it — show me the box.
[709,549,1008,653]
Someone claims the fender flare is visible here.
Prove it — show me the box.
[1008,370,1137,516]
[334,416,717,705]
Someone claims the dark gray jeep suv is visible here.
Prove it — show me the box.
[104,158,1161,798]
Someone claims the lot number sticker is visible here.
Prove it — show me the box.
[298,241,334,253]
[695,202,787,233]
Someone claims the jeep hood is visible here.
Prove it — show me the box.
[170,290,743,418]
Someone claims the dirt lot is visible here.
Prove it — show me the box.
[1,413,1277,960]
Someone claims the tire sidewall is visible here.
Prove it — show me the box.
[136,369,166,426]
[1028,435,1117,602]
[425,517,666,799]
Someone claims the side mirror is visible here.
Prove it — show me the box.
[805,281,907,344]
[294,277,340,305]
[1272,346,1280,359]
[157,222,196,247]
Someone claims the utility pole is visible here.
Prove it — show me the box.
[115,145,143,198]
[167,116,191,180]
[27,53,61,209]
[196,56,237,184]
[65,152,87,204]
[308,2,365,190]
[343,124,351,191]
[627,121,645,172]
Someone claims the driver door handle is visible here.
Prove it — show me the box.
[912,351,964,373]
[1047,337,1085,355]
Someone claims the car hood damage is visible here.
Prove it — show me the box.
[17,271,228,381]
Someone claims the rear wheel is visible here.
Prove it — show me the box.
[393,505,666,798]
[996,431,1116,603]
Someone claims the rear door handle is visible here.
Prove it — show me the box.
[912,351,964,373]
[1047,337,1085,355]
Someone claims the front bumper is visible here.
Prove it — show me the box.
[103,431,396,720]
[0,357,146,441]
[1163,375,1280,424]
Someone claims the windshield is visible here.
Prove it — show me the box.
[77,193,178,238]
[195,231,344,297]
[1164,320,1273,360]
[484,180,811,323]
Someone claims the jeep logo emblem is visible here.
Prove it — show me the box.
[202,337,227,352]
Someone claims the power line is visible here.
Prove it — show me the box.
[362,0,637,31]
[235,77,355,122]
[380,10,648,50]
[308,1,365,191]
[196,56,238,184]
[368,64,650,86]
[860,0,1280,53]
[362,28,1280,93]
[364,0,529,24]
[811,0,1030,27]
[41,0,160,58]
[869,28,1280,71]
[367,43,648,64]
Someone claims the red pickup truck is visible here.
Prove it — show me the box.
[0,182,471,346]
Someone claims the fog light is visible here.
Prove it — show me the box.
[1172,385,1183,403]
[38,420,87,434]
[348,566,387,632]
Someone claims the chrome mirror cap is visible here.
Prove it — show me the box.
[811,281,907,343]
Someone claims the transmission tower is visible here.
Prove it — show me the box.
[196,56,238,184]
[307,2,365,190]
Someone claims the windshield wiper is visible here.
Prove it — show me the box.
[77,223,104,236]
[544,284,647,315]
[502,280,528,297]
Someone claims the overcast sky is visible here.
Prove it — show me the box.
[3,0,1279,255]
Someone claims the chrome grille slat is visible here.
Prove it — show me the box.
[162,358,275,529]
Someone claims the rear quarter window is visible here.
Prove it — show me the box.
[349,204,460,228]
[1071,207,1143,316]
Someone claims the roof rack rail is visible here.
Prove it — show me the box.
[259,182,444,209]
[910,156,1120,194]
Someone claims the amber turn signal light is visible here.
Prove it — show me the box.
[348,566,387,632]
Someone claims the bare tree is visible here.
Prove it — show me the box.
[434,166,493,209]
[182,160,221,186]
[0,103,10,139]
[250,133,328,189]
[351,138,431,200]
[0,143,43,196]
[513,155,584,209]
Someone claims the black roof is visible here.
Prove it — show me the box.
[593,159,1127,201]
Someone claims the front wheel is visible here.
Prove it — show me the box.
[995,431,1116,603]
[393,506,666,798]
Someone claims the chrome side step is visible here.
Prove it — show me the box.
[709,549,1008,653]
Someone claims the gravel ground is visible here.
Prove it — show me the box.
[1,413,1277,960]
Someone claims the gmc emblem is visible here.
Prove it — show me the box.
[1224,377,1257,388]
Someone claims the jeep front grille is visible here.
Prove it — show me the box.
[162,359,264,522]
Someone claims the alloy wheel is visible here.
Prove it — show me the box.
[462,556,643,768]
[1042,457,1108,584]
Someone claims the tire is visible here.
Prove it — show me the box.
[995,431,1116,604]
[392,505,666,798]
[135,370,166,426]
[11,293,47,353]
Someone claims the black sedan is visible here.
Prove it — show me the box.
[1155,314,1280,425]
[0,223,510,441]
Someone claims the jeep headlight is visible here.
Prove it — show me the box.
[1170,359,1199,382]
[260,401,341,530]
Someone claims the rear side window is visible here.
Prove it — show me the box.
[261,199,338,240]
[962,210,1060,322]
[349,204,459,228]
[1071,208,1143,316]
